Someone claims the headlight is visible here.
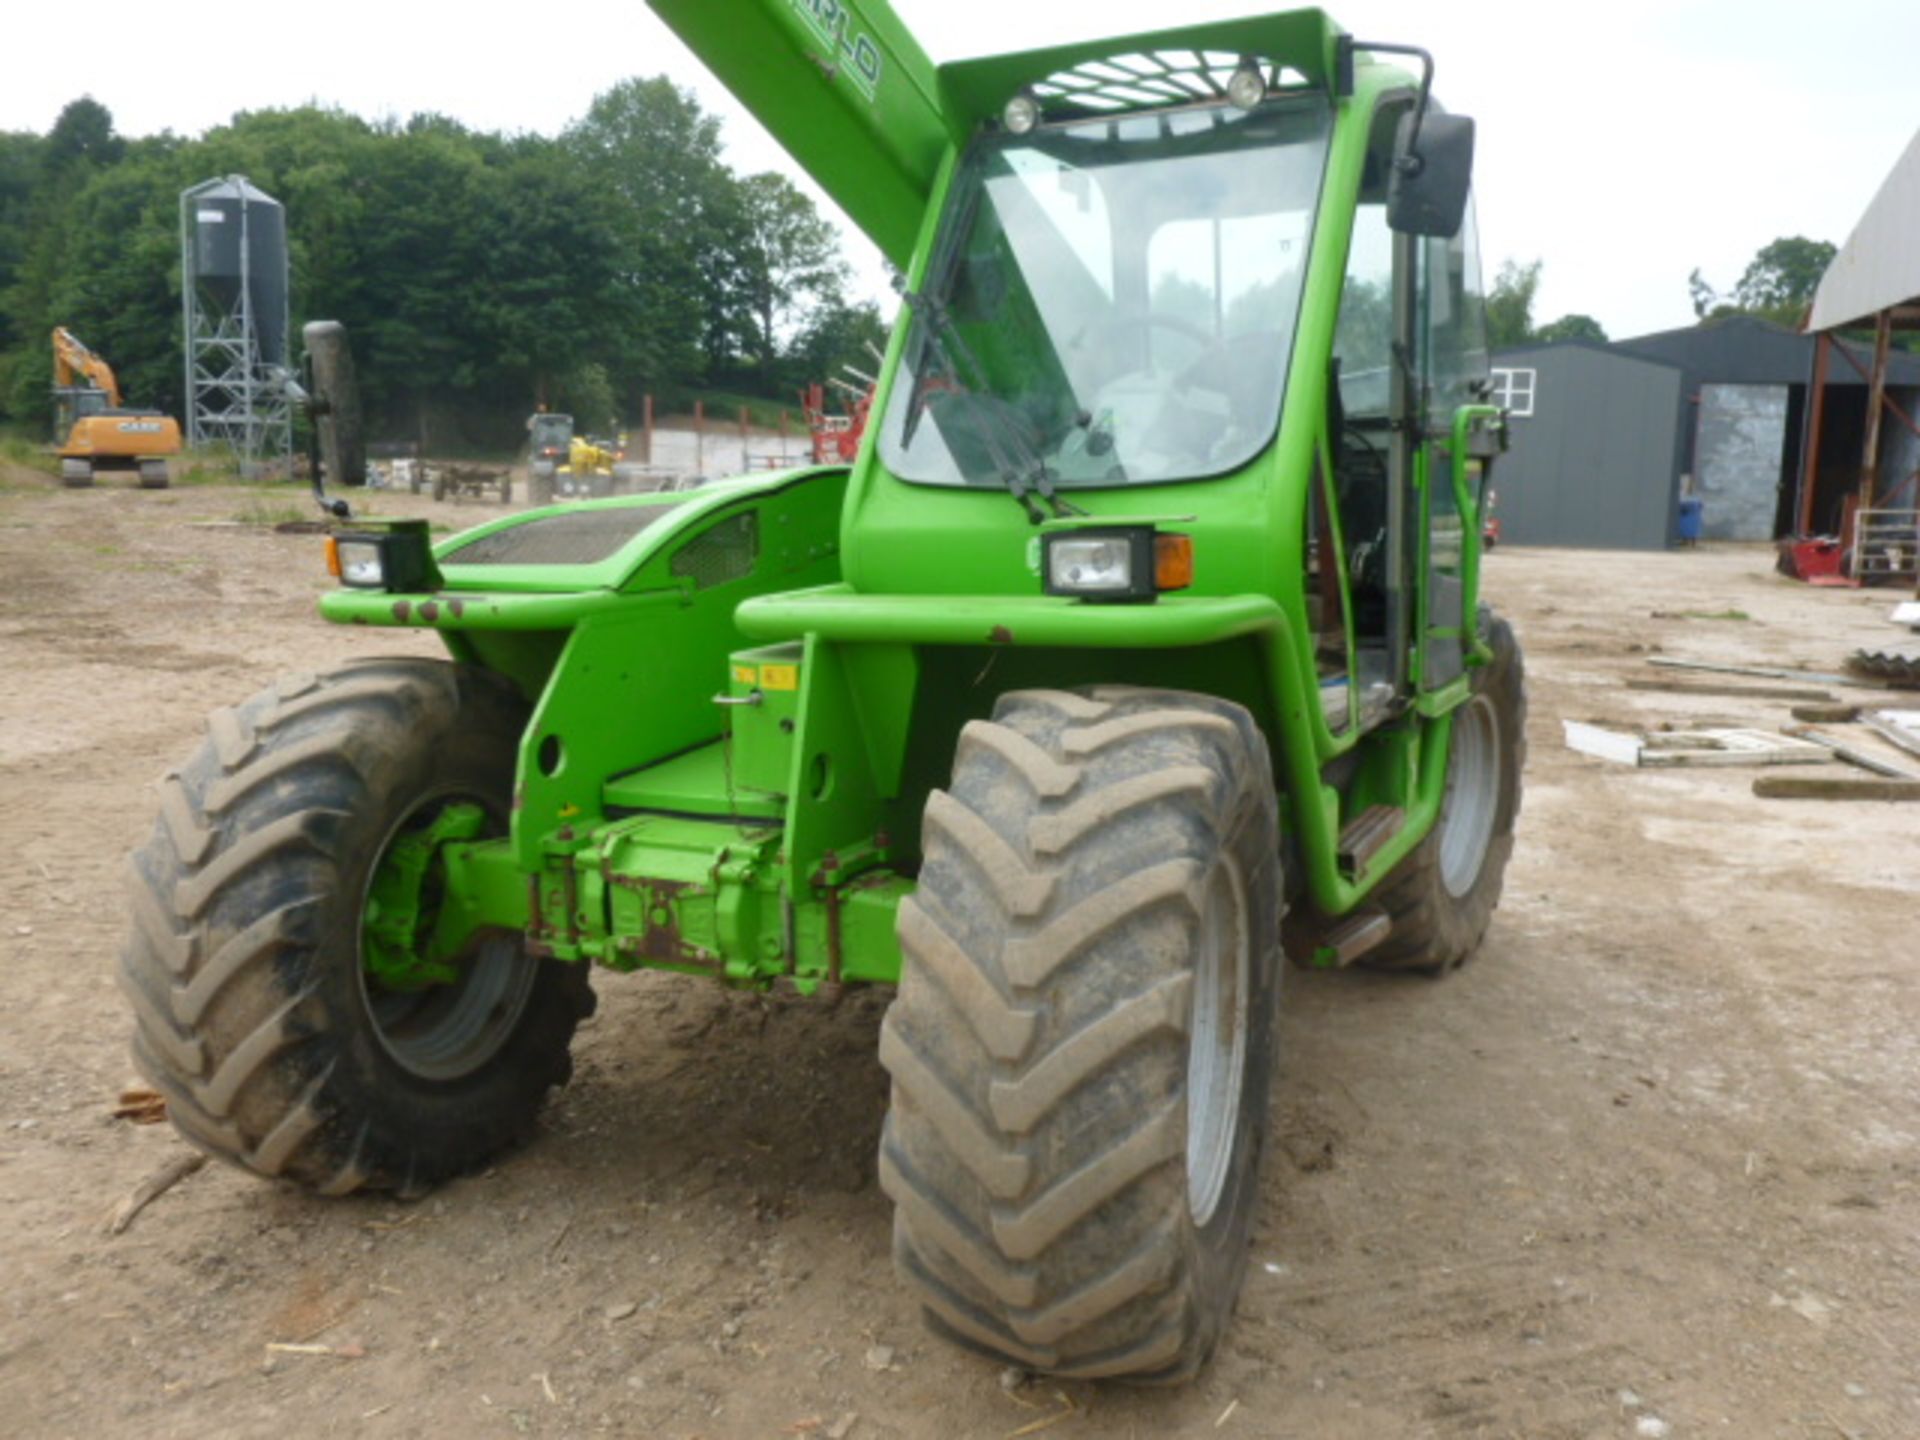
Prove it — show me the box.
[1042,528,1192,603]
[334,537,385,588]
[1002,91,1041,135]
[1048,535,1135,594]
[324,521,440,593]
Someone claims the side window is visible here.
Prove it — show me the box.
[1333,201,1394,418]
[1422,197,1489,419]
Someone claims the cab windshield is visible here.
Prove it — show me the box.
[880,97,1332,491]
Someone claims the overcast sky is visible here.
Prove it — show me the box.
[8,1,1918,340]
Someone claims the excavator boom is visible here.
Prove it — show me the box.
[52,327,122,407]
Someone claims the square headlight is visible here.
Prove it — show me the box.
[334,537,386,588]
[326,520,440,593]
[1043,528,1155,602]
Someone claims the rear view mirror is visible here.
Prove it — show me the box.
[1388,112,1474,238]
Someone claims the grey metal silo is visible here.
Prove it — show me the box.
[181,175,293,475]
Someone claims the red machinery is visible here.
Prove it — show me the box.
[799,350,881,465]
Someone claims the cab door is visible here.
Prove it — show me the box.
[1413,200,1491,695]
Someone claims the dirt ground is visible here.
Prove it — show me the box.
[1,465,1915,1440]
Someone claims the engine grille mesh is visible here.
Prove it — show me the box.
[670,512,759,589]
[445,504,680,566]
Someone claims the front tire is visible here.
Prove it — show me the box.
[1363,611,1526,973]
[120,658,592,1195]
[881,686,1283,1381]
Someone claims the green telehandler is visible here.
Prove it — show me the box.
[121,2,1522,1382]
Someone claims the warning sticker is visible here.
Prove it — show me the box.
[731,664,757,686]
[759,663,800,692]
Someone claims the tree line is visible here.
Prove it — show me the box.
[1483,235,1843,351]
[0,87,889,450]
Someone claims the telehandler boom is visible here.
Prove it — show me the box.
[122,1,1520,1382]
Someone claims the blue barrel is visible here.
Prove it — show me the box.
[1677,497,1704,545]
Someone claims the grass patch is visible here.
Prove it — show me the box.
[0,434,58,476]
[1680,608,1752,622]
[172,448,247,486]
[653,389,807,432]
[231,497,312,527]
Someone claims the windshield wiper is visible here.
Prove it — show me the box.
[897,288,1084,525]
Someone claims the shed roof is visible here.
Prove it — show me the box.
[1607,315,1920,387]
[1808,125,1920,332]
[1492,338,1681,374]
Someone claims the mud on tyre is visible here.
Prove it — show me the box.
[880,686,1283,1381]
[121,658,592,1195]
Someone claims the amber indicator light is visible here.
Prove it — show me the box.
[1154,533,1194,591]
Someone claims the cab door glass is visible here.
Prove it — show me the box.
[1332,200,1394,419]
[1416,195,1488,690]
[1421,198,1489,423]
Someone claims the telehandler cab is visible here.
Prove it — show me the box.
[122,2,1522,1382]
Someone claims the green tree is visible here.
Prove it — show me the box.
[1485,259,1541,348]
[724,172,846,379]
[1533,312,1608,343]
[1734,236,1836,320]
[565,78,732,391]
[1690,236,1836,326]
[785,297,889,394]
[44,97,123,171]
[1687,266,1727,321]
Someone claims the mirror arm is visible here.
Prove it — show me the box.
[1343,39,1436,171]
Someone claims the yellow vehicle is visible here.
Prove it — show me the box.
[526,413,626,503]
[51,327,182,488]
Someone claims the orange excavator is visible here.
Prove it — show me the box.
[51,327,182,488]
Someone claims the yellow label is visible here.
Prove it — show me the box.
[760,662,800,692]
[731,664,757,686]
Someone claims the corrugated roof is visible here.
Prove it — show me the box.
[1808,125,1920,332]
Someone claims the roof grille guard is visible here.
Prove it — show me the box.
[1028,50,1309,119]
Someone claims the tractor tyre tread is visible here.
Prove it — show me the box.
[882,685,1282,1382]
[1362,610,1526,973]
[120,657,591,1195]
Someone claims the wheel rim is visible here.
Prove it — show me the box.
[358,792,539,1082]
[1187,854,1250,1228]
[1438,694,1502,899]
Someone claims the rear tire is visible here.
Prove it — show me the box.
[881,686,1283,1381]
[1363,611,1526,973]
[120,658,592,1195]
